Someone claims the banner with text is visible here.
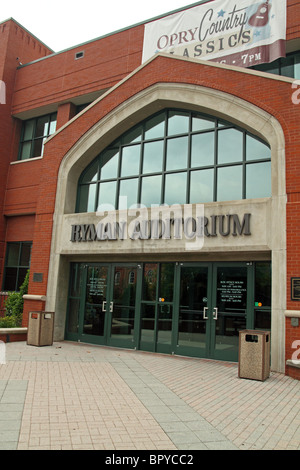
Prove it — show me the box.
[142,0,286,68]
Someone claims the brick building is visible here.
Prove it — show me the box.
[0,0,300,379]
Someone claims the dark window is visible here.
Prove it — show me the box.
[77,109,271,212]
[251,50,300,79]
[18,113,57,160]
[2,242,32,291]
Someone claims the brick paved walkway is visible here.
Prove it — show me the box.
[0,341,299,450]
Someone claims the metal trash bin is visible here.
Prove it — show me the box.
[27,312,55,347]
[238,329,270,381]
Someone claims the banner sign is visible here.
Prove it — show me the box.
[142,0,286,68]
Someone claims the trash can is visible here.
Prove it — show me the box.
[27,312,55,347]
[238,329,270,381]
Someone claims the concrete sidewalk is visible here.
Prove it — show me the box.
[0,341,299,450]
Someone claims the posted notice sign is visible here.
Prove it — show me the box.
[142,0,286,68]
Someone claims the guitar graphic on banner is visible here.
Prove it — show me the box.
[248,0,271,28]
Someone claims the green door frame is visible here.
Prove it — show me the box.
[66,261,256,362]
[173,261,255,362]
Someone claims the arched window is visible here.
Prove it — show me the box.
[76,109,271,213]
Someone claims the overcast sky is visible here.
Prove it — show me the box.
[1,0,199,52]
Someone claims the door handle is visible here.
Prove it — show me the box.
[213,307,218,320]
[203,307,208,319]
[102,301,107,312]
[109,301,114,313]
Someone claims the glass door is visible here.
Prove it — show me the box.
[109,265,137,348]
[79,265,110,344]
[140,263,175,354]
[210,263,249,361]
[176,264,212,358]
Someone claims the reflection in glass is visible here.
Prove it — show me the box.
[82,161,98,183]
[190,169,214,203]
[143,264,157,301]
[111,266,136,340]
[143,140,164,173]
[217,165,242,201]
[140,175,161,207]
[123,125,142,144]
[23,120,35,140]
[84,266,108,336]
[98,181,116,211]
[218,129,243,164]
[166,136,188,171]
[246,162,271,199]
[160,263,175,302]
[191,132,214,167]
[145,112,165,139]
[157,304,172,345]
[255,262,271,307]
[192,115,215,132]
[246,135,271,161]
[119,178,138,209]
[168,111,189,135]
[100,149,119,180]
[164,172,187,205]
[67,299,80,333]
[140,304,155,345]
[121,145,140,176]
[215,266,247,354]
[178,267,208,348]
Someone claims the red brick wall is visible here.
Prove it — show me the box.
[285,317,300,380]
[0,19,53,292]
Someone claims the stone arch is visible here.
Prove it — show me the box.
[47,82,286,372]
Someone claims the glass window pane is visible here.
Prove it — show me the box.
[119,178,138,209]
[121,145,141,177]
[246,135,270,161]
[164,172,187,205]
[6,244,20,267]
[82,161,99,184]
[67,299,80,333]
[190,169,214,203]
[32,138,44,158]
[145,112,165,139]
[217,165,242,201]
[49,115,57,134]
[295,54,300,79]
[191,132,214,167]
[141,175,161,207]
[218,129,243,164]
[166,136,188,171]
[20,141,32,160]
[143,141,164,174]
[246,162,271,198]
[255,262,271,307]
[160,263,174,301]
[123,125,142,144]
[35,115,49,137]
[3,267,18,291]
[192,115,215,132]
[97,181,116,211]
[23,120,35,140]
[100,149,119,180]
[20,244,31,266]
[281,56,295,78]
[143,264,157,301]
[168,111,189,135]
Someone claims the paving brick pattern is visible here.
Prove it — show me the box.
[0,342,299,450]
